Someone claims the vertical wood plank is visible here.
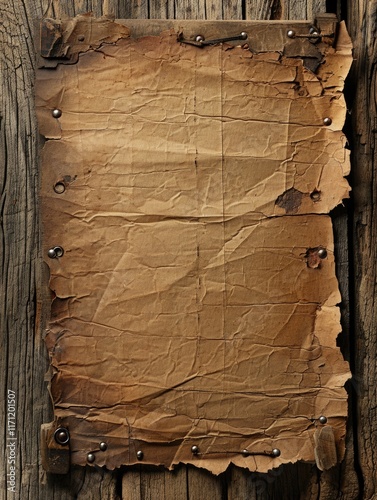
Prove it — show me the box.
[0,2,122,498]
[141,469,166,500]
[187,466,224,500]
[311,0,327,17]
[74,467,120,499]
[347,0,377,497]
[43,466,120,499]
[280,0,325,20]
[287,0,310,19]
[120,0,149,19]
[123,467,188,500]
[204,0,223,20]
[148,0,171,19]
[264,464,318,499]
[228,464,320,500]
[102,0,122,17]
[163,467,188,500]
[173,0,206,19]
[122,468,142,500]
[330,206,360,499]
[227,467,259,499]
[222,0,243,19]
[45,0,103,17]
[245,0,276,20]
[1,0,51,498]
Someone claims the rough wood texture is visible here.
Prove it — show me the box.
[347,0,377,498]
[0,0,363,498]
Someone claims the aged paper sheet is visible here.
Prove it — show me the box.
[37,18,352,473]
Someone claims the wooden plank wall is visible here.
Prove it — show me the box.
[0,0,373,498]
[346,0,377,499]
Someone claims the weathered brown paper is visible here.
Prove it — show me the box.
[37,18,353,474]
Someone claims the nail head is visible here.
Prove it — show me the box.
[287,30,296,38]
[319,415,328,424]
[242,449,249,457]
[48,248,57,259]
[50,246,64,258]
[87,453,95,463]
[54,182,66,194]
[195,35,204,42]
[52,109,62,118]
[99,442,108,451]
[136,450,144,460]
[310,190,321,201]
[323,117,332,126]
[240,32,248,40]
[54,427,70,445]
[191,445,199,455]
[318,248,327,259]
[272,448,281,457]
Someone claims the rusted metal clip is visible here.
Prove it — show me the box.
[190,444,281,458]
[287,27,334,42]
[178,32,248,47]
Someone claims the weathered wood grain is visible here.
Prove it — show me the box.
[227,466,260,499]
[122,467,188,500]
[347,0,377,498]
[245,0,277,20]
[0,0,361,498]
[187,466,225,500]
[1,1,50,499]
[332,206,360,499]
[245,0,326,20]
[122,468,143,500]
[0,1,120,498]
[222,0,243,19]
[163,467,188,499]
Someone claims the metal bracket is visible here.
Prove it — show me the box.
[41,422,70,474]
[286,14,338,47]
[287,28,334,41]
[178,32,248,47]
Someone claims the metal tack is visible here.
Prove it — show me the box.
[310,190,321,201]
[195,35,204,42]
[241,449,249,457]
[240,32,248,40]
[287,30,295,38]
[191,445,199,455]
[54,182,66,194]
[54,246,64,257]
[323,117,332,126]
[319,415,328,424]
[48,248,57,259]
[48,246,64,259]
[52,108,62,118]
[272,448,281,457]
[318,248,328,259]
[99,442,108,451]
[54,427,70,445]
[309,27,320,37]
[136,450,144,460]
[87,453,95,463]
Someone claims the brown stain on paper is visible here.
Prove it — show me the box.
[276,188,304,213]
